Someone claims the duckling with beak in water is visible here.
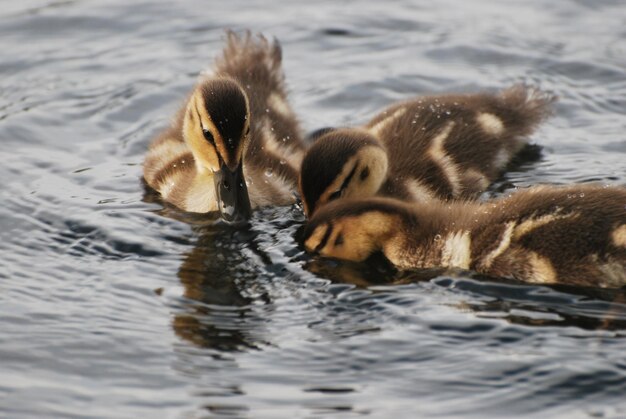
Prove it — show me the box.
[302,184,626,288]
[144,31,306,222]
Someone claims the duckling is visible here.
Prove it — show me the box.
[302,184,626,288]
[299,85,555,217]
[143,31,305,221]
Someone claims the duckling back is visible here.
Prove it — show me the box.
[370,85,555,201]
[298,85,555,217]
[467,185,626,287]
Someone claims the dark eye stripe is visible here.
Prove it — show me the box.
[327,164,358,203]
[196,107,216,147]
[339,164,358,192]
[328,190,342,202]
[314,224,334,254]
[203,129,215,145]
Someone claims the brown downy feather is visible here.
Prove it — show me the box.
[143,31,305,212]
[299,85,556,216]
[215,31,305,189]
[303,184,626,288]
[369,85,556,200]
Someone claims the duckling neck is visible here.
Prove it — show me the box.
[381,202,477,270]
[382,229,472,271]
[379,178,405,200]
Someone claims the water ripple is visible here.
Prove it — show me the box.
[1,0,626,418]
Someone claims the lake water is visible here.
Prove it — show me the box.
[1,0,625,417]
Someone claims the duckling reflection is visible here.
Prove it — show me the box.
[446,277,626,331]
[303,253,447,287]
[172,225,271,351]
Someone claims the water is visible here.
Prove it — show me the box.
[1,0,625,417]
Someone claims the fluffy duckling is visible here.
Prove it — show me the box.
[144,31,305,221]
[302,184,626,288]
[299,85,555,217]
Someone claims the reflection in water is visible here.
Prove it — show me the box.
[148,182,626,416]
[305,253,626,332]
[428,276,626,331]
[173,223,269,352]
[424,275,626,332]
[149,166,626,375]
[147,178,264,350]
[304,256,442,287]
[162,202,307,353]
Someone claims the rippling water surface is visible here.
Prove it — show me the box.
[1,0,625,417]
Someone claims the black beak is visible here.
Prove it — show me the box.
[214,161,252,223]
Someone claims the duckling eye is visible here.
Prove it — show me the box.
[360,167,370,181]
[203,129,215,146]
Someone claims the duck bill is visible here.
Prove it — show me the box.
[214,161,252,223]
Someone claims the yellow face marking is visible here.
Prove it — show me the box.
[328,213,394,261]
[612,224,626,248]
[183,89,250,172]
[305,212,397,262]
[324,217,371,261]
[344,146,388,198]
[476,112,504,136]
[427,121,461,196]
[196,94,234,167]
[440,230,472,269]
[315,144,388,213]
[304,223,329,253]
[368,107,407,138]
[183,91,220,173]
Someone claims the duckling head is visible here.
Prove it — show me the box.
[183,78,252,222]
[299,129,388,217]
[301,198,404,263]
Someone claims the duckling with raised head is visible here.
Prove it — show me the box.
[302,185,626,288]
[299,85,555,217]
[143,31,305,221]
